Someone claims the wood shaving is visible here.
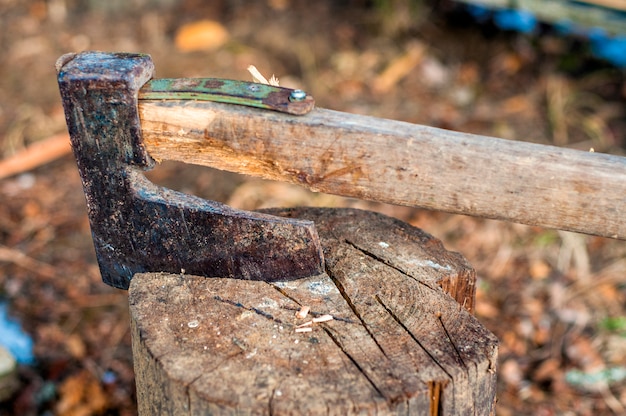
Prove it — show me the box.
[247,65,280,86]
[295,305,310,319]
[312,314,333,323]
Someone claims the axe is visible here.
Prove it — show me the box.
[57,52,626,289]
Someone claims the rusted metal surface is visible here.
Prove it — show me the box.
[56,51,323,290]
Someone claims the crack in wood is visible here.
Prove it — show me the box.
[374,294,453,380]
[324,264,389,358]
[185,384,191,414]
[268,386,276,416]
[212,295,287,326]
[268,281,357,324]
[321,326,387,400]
[344,239,439,292]
[428,380,443,416]
[436,314,468,370]
[184,371,206,413]
[269,283,301,305]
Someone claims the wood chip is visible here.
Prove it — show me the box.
[312,314,333,323]
[295,305,310,319]
[295,327,312,333]
[247,65,280,86]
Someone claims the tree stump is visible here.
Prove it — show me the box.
[129,208,498,415]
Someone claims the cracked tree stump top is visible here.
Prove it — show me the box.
[129,208,498,415]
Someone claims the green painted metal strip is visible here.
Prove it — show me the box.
[139,78,315,115]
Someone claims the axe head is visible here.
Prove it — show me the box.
[57,51,324,289]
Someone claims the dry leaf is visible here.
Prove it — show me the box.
[533,358,561,382]
[174,20,229,52]
[500,359,523,387]
[529,259,551,280]
[566,336,605,372]
[64,333,86,359]
[56,370,108,416]
[474,300,499,319]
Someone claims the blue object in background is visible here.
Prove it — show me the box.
[589,29,626,68]
[493,9,538,34]
[466,4,492,22]
[461,2,626,68]
[101,370,118,384]
[0,300,35,365]
[552,19,587,37]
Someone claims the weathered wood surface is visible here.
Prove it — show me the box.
[138,100,626,240]
[130,208,498,415]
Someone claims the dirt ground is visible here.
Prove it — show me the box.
[1,1,625,415]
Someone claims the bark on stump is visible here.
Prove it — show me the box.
[129,208,498,415]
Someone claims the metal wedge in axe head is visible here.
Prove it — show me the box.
[56,51,324,290]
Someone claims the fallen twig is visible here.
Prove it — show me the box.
[0,133,71,180]
[0,244,58,279]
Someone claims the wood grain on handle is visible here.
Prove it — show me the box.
[138,99,626,240]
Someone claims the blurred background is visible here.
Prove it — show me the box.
[0,0,625,414]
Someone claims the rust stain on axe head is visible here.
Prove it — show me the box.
[57,51,324,289]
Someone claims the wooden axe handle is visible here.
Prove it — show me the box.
[138,100,626,240]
